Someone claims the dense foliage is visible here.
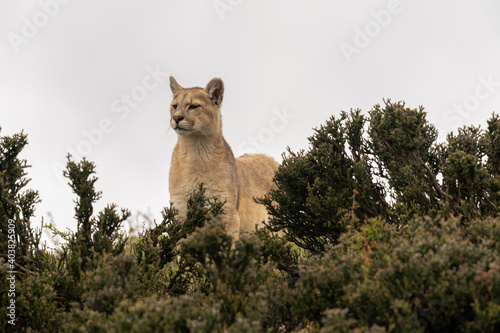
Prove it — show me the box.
[1,101,499,332]
[260,101,499,252]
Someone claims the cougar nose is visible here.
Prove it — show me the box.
[172,116,184,124]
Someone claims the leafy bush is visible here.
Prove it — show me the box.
[133,184,226,295]
[261,102,499,255]
[1,102,499,332]
[16,269,62,331]
[288,217,500,332]
[61,253,140,331]
[258,110,388,254]
[0,127,43,271]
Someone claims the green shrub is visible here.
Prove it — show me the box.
[59,156,130,280]
[169,222,295,331]
[16,270,62,331]
[2,104,500,332]
[320,309,386,333]
[133,184,225,295]
[259,110,388,254]
[62,254,139,330]
[0,128,42,270]
[288,217,500,332]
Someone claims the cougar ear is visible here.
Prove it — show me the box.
[169,76,183,95]
[204,78,224,106]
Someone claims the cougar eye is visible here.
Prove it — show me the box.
[172,104,177,109]
[188,104,200,110]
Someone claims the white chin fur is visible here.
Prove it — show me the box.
[175,128,190,136]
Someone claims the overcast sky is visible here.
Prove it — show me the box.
[1,1,500,245]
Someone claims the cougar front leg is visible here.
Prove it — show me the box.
[170,197,187,223]
[224,208,241,241]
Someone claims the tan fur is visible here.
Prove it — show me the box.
[168,77,279,239]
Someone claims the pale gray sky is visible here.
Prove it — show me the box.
[1,0,500,244]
